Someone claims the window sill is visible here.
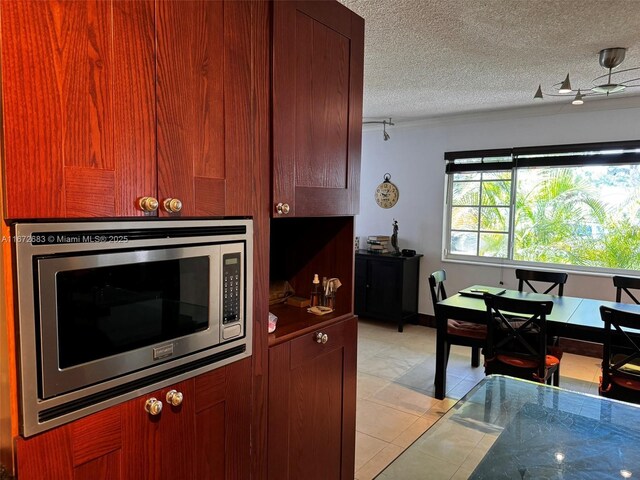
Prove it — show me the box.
[441,255,633,278]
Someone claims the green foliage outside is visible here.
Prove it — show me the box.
[513,166,640,270]
[450,165,640,270]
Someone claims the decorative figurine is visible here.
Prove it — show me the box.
[391,219,400,255]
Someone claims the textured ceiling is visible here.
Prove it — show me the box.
[340,0,640,120]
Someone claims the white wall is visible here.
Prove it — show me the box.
[356,99,640,315]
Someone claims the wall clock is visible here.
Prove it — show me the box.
[375,173,399,209]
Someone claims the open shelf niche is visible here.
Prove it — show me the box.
[268,216,355,344]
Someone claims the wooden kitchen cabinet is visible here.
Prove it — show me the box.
[15,358,251,480]
[120,379,198,480]
[0,0,254,219]
[272,0,364,217]
[155,0,254,218]
[267,191,358,479]
[267,316,357,480]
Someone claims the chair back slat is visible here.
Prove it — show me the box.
[516,269,568,296]
[601,305,640,331]
[613,275,640,304]
[485,293,553,316]
[429,269,485,372]
[484,293,554,382]
[428,270,447,309]
[600,306,640,395]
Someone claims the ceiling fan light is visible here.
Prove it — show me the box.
[591,83,626,94]
[572,89,584,105]
[558,73,572,93]
[534,84,543,100]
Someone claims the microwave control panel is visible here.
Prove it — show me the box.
[222,252,241,325]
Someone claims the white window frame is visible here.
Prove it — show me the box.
[442,142,640,276]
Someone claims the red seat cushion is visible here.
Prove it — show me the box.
[610,374,640,392]
[447,319,486,339]
[496,354,560,369]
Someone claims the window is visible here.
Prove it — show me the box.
[445,141,640,271]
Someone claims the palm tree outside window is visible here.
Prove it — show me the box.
[444,142,640,272]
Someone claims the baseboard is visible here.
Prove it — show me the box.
[418,313,435,327]
[557,338,602,359]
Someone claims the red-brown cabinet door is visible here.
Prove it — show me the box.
[1,0,156,219]
[193,358,252,479]
[268,317,357,479]
[121,379,197,480]
[273,1,364,217]
[156,0,254,217]
[16,406,124,480]
[16,363,252,480]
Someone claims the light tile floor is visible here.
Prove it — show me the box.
[354,319,602,480]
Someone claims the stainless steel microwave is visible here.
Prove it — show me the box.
[14,219,253,436]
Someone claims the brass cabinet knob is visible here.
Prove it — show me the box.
[275,202,290,215]
[315,332,329,344]
[166,389,184,407]
[163,198,183,213]
[138,196,159,212]
[145,397,163,416]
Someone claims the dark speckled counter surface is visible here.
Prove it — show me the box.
[0,464,12,480]
[377,375,640,479]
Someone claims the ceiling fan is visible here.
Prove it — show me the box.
[534,47,640,105]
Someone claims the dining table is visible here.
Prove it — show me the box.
[434,285,640,399]
[376,375,640,479]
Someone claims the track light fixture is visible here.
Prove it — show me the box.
[533,47,640,105]
[363,118,394,141]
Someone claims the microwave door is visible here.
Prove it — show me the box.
[37,245,222,399]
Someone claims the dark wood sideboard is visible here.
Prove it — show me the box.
[355,251,423,332]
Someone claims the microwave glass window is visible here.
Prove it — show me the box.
[56,256,210,369]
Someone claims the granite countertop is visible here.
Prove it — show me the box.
[0,464,13,480]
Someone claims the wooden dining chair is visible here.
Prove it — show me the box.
[483,293,562,386]
[613,275,640,304]
[429,270,486,368]
[599,305,640,404]
[515,269,568,296]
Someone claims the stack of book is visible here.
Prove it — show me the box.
[366,235,390,253]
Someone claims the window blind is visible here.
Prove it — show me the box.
[445,140,640,172]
